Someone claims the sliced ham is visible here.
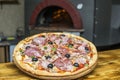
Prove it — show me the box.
[54,58,64,68]
[32,37,46,45]
[24,43,37,48]
[38,60,50,69]
[54,35,69,45]
[73,43,81,49]
[57,46,69,56]
[60,36,69,45]
[49,34,57,41]
[24,47,44,57]
[53,58,73,71]
[54,38,61,45]
[72,40,89,55]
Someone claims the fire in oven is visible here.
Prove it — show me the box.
[36,7,74,28]
[25,0,120,47]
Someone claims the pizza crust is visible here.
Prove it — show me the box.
[13,32,98,79]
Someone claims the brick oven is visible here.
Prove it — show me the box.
[29,0,83,29]
[25,0,120,46]
[28,0,84,35]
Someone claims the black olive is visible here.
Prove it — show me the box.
[73,63,79,67]
[48,41,53,45]
[41,35,45,38]
[85,46,89,50]
[45,55,51,59]
[85,46,89,52]
[60,34,66,37]
[47,63,53,68]
[32,57,38,62]
[65,54,70,58]
[26,46,30,49]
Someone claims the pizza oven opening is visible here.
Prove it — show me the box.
[36,6,73,29]
[29,0,83,34]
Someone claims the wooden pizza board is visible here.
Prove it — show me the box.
[13,57,97,80]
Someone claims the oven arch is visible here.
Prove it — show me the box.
[29,0,83,29]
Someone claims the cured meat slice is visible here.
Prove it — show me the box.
[49,34,57,41]
[32,37,46,45]
[60,35,69,45]
[38,60,50,69]
[54,58,73,71]
[57,46,69,56]
[54,58,64,68]
[24,47,44,57]
[54,38,61,45]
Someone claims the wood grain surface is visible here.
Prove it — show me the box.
[0,49,120,80]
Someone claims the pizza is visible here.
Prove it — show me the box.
[13,32,98,79]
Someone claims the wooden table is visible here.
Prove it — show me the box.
[0,49,120,80]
